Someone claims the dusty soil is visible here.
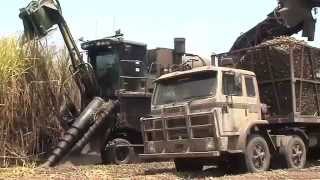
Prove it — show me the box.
[1,160,320,180]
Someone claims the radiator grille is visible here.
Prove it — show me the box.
[143,111,215,141]
[146,131,164,141]
[167,118,186,128]
[168,129,188,140]
[191,115,210,126]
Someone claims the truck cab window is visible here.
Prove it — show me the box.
[223,72,242,96]
[245,77,256,97]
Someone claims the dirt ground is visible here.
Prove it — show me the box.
[1,160,320,180]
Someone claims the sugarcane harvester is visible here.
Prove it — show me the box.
[19,0,153,167]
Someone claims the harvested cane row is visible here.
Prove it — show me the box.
[0,36,78,167]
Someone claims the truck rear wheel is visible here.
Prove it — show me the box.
[174,158,203,172]
[101,138,137,165]
[245,135,271,173]
[281,136,306,169]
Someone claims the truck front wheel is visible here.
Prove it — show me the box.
[281,136,306,169]
[245,135,271,173]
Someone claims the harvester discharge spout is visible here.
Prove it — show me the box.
[19,0,62,41]
[19,0,99,102]
[231,0,320,51]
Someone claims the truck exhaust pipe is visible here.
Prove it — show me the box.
[41,97,108,167]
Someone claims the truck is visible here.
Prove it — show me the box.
[140,40,320,172]
[140,0,320,173]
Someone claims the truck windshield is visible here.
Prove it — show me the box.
[153,71,217,105]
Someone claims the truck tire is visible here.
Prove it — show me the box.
[244,135,271,173]
[281,136,306,169]
[101,138,137,165]
[174,158,203,172]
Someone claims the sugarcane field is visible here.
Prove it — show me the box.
[2,0,320,179]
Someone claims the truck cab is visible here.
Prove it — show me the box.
[140,66,269,171]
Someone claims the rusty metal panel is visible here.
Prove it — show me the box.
[147,48,173,67]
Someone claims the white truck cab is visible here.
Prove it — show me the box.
[140,66,275,172]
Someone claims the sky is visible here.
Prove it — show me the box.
[1,0,320,59]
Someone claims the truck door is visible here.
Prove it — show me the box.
[221,71,246,133]
[244,75,260,121]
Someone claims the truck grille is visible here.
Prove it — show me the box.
[143,110,214,141]
[168,129,188,140]
[146,131,164,141]
[193,127,213,138]
[191,115,210,126]
[167,118,186,128]
[166,117,188,140]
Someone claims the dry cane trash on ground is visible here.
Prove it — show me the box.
[1,162,320,179]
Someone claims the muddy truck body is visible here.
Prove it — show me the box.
[140,42,320,173]
[140,0,320,172]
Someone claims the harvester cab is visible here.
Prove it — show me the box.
[81,34,151,98]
